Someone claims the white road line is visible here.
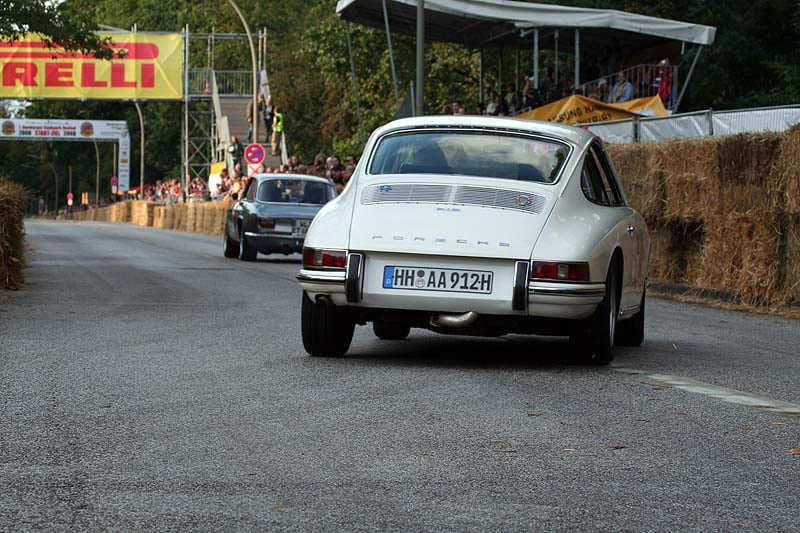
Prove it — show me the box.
[613,367,800,417]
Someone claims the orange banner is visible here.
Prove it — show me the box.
[0,33,183,100]
[517,95,667,124]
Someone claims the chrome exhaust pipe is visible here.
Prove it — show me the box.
[430,311,479,329]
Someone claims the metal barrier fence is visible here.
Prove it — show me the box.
[581,63,677,109]
[188,68,254,97]
[583,105,800,144]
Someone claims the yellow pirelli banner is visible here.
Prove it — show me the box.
[517,95,667,125]
[0,33,183,100]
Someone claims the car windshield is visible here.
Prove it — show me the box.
[257,179,334,204]
[368,130,570,183]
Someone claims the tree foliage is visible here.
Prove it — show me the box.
[0,0,118,59]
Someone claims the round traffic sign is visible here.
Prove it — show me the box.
[66,192,74,201]
[244,143,265,165]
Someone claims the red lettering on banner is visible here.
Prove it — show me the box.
[141,63,154,88]
[45,63,73,87]
[80,63,107,87]
[2,62,37,86]
[110,64,136,88]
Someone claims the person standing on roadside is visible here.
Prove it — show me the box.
[246,95,265,143]
[271,106,284,157]
[228,135,244,169]
[263,96,274,144]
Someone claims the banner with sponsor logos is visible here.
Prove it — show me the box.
[517,95,667,125]
[0,33,183,100]
[0,118,131,191]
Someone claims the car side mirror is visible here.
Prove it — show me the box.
[231,193,239,201]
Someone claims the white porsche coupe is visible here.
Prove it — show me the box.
[297,116,650,364]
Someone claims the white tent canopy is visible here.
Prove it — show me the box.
[336,0,716,49]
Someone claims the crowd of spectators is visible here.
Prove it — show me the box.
[142,179,184,204]
[466,53,675,117]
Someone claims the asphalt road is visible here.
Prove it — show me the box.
[1,219,798,531]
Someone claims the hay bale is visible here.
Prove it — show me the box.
[774,125,800,215]
[688,213,782,306]
[607,142,666,222]
[163,205,176,230]
[195,202,206,233]
[647,221,705,283]
[186,202,197,233]
[152,206,164,228]
[0,178,27,289]
[174,204,188,231]
[716,133,783,215]
[781,215,800,304]
[659,137,720,222]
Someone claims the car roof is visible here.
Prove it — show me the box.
[370,115,595,147]
[254,173,332,185]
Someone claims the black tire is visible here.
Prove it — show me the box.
[223,225,240,258]
[301,292,355,357]
[570,261,620,365]
[239,224,257,262]
[616,288,645,347]
[372,321,411,340]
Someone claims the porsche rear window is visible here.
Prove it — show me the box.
[257,179,334,204]
[368,131,570,183]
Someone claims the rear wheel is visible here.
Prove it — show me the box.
[301,292,355,357]
[616,288,645,347]
[372,321,411,340]
[239,224,257,262]
[570,261,620,365]
[223,225,239,258]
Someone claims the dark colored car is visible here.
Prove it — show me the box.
[223,174,336,261]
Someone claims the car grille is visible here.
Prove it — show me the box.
[361,183,547,214]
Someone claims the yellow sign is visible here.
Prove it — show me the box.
[517,95,667,124]
[0,33,183,100]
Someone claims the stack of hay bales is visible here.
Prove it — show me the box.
[131,201,155,227]
[201,199,231,236]
[610,127,800,307]
[0,178,27,289]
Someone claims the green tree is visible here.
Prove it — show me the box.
[0,0,119,58]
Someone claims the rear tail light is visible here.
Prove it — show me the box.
[532,261,590,282]
[303,248,347,269]
[258,217,275,228]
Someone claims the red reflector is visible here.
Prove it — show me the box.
[302,248,347,269]
[532,261,590,281]
[302,248,317,267]
[258,218,275,228]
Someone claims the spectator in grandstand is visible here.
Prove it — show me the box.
[656,59,673,106]
[312,153,327,177]
[522,73,539,109]
[608,72,633,103]
[345,154,358,167]
[542,67,561,103]
[228,135,244,169]
[484,88,498,115]
[451,100,462,115]
[504,82,519,114]
[263,95,274,143]
[288,154,301,171]
[492,93,508,116]
[455,104,466,115]
[441,104,452,114]
[271,106,284,156]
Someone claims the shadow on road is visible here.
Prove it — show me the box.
[342,333,629,370]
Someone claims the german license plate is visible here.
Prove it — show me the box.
[295,219,311,235]
[382,266,493,294]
